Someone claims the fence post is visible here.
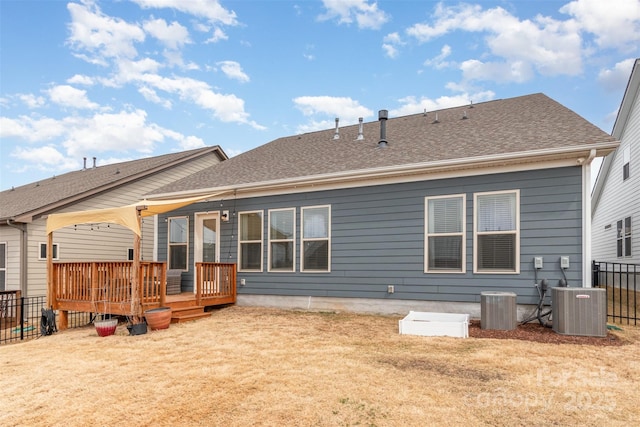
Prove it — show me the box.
[19,296,25,341]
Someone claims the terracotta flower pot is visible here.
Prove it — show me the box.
[95,318,118,337]
[144,307,172,330]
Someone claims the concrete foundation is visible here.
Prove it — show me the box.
[237,294,536,321]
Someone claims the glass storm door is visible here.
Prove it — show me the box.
[194,213,220,290]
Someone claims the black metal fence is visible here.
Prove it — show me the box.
[592,261,639,325]
[1,291,94,345]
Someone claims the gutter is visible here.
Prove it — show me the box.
[5,219,28,296]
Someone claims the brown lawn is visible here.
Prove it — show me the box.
[1,306,638,426]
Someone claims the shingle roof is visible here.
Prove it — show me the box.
[0,146,226,221]
[151,93,617,197]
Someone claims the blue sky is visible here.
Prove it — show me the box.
[1,0,639,191]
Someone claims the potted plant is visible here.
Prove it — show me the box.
[95,315,118,337]
[144,306,172,330]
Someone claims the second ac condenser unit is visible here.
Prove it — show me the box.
[552,287,606,337]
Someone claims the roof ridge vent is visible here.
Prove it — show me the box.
[377,109,388,148]
[357,117,364,140]
[333,118,340,140]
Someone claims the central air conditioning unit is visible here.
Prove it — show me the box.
[480,291,517,330]
[552,287,606,337]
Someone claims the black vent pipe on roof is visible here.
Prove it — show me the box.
[377,110,388,148]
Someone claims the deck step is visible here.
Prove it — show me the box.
[171,311,211,324]
[170,305,211,324]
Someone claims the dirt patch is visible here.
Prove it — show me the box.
[469,320,626,346]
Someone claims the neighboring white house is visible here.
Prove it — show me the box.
[592,58,640,265]
[0,146,227,296]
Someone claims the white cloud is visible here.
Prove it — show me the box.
[382,32,404,58]
[318,0,389,30]
[0,116,67,141]
[205,27,228,43]
[131,0,238,26]
[47,85,99,110]
[216,61,250,83]
[598,58,637,92]
[18,94,46,109]
[11,145,76,170]
[137,74,263,128]
[390,91,495,117]
[424,44,452,69]
[66,2,145,62]
[138,86,172,109]
[459,59,535,85]
[560,0,640,50]
[143,18,191,49]
[67,74,95,86]
[407,3,584,81]
[293,96,373,133]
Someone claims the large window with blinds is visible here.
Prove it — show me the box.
[425,195,466,273]
[474,190,520,273]
[301,205,330,272]
[268,208,295,272]
[239,211,263,272]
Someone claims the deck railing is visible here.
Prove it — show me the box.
[51,261,166,316]
[195,262,237,306]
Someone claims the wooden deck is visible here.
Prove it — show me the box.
[50,261,236,329]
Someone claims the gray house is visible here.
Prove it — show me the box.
[147,94,618,316]
[0,146,227,296]
[592,58,640,264]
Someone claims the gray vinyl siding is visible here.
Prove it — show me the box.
[159,166,583,305]
[592,90,640,264]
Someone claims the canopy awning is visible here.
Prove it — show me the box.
[46,193,224,236]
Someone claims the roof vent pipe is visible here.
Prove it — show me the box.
[333,118,340,140]
[377,110,388,148]
[83,157,87,170]
[93,156,97,168]
[357,117,364,140]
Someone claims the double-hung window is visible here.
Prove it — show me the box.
[268,208,295,272]
[617,216,632,257]
[239,211,263,271]
[474,190,520,273]
[168,217,188,270]
[425,195,466,273]
[301,205,330,272]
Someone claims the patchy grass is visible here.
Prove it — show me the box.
[1,306,638,426]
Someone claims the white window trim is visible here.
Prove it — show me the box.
[424,194,466,274]
[473,189,520,274]
[301,205,331,273]
[38,242,59,261]
[238,210,264,272]
[168,216,189,271]
[268,208,296,273]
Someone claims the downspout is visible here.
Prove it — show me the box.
[6,219,28,296]
[580,149,597,288]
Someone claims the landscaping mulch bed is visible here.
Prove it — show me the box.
[468,319,626,346]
